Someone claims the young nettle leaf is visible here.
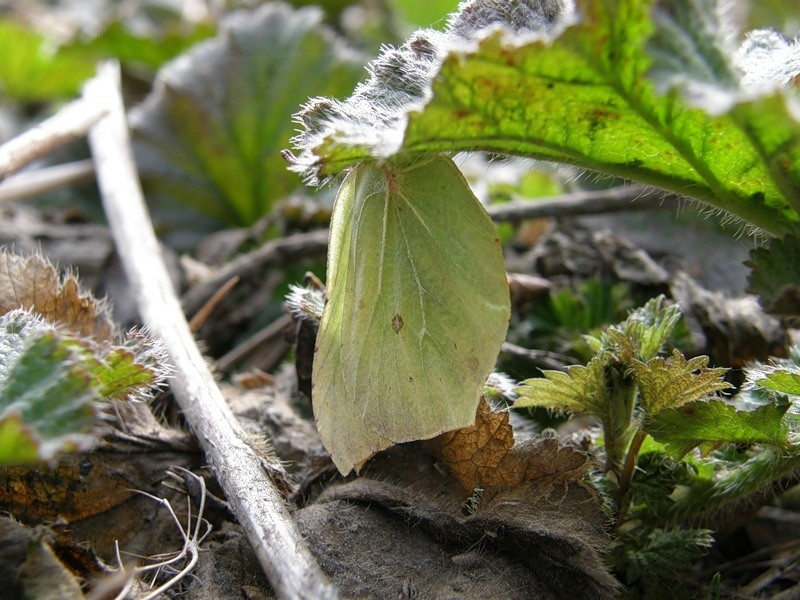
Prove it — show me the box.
[632,350,731,415]
[645,398,790,458]
[614,527,714,596]
[515,354,609,415]
[0,253,170,465]
[313,155,510,475]
[740,346,800,421]
[628,450,696,521]
[610,296,682,363]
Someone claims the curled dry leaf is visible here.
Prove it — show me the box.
[430,396,589,495]
[0,251,115,342]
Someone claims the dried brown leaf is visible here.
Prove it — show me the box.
[432,397,517,491]
[0,251,116,342]
[430,397,590,495]
[0,516,85,599]
[0,403,195,522]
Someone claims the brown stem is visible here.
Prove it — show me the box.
[615,427,648,522]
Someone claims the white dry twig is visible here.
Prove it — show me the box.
[0,99,107,179]
[0,159,95,203]
[83,61,336,599]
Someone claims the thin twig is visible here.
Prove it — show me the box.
[181,185,677,316]
[188,274,240,332]
[215,312,293,373]
[486,184,680,221]
[84,61,336,600]
[0,99,107,179]
[501,341,580,370]
[0,159,95,202]
[181,228,329,317]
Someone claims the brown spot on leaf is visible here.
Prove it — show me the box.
[391,313,404,334]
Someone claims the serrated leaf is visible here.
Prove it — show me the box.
[615,527,713,596]
[758,370,800,396]
[0,250,171,464]
[633,350,730,415]
[131,4,365,239]
[291,0,800,236]
[515,354,609,415]
[313,155,510,475]
[667,445,800,523]
[645,398,790,457]
[615,296,682,362]
[629,451,695,520]
[746,234,800,316]
[0,251,116,342]
[430,397,589,495]
[89,345,165,402]
[0,331,96,464]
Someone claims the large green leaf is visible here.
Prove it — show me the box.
[645,398,790,457]
[131,3,366,238]
[290,0,800,236]
[313,155,510,475]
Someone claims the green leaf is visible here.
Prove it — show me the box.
[611,295,682,362]
[0,19,94,101]
[0,252,172,464]
[645,398,790,457]
[76,340,168,403]
[290,0,800,236]
[615,527,713,596]
[629,451,696,521]
[313,156,510,475]
[131,4,366,239]
[746,234,800,316]
[515,354,609,415]
[0,330,96,465]
[758,370,800,396]
[667,445,800,522]
[633,350,730,415]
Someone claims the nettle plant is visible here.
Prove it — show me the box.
[287,0,800,588]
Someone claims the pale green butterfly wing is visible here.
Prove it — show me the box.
[313,155,510,475]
